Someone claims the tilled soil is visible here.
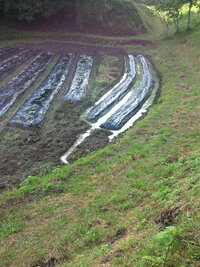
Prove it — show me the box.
[0,101,92,190]
[15,42,127,56]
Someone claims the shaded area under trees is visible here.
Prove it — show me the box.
[0,0,145,35]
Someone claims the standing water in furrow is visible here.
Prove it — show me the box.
[101,55,155,130]
[0,53,52,117]
[63,55,93,102]
[87,55,136,121]
[10,54,73,126]
[61,55,140,164]
[0,49,39,79]
[0,47,20,61]
[61,54,159,164]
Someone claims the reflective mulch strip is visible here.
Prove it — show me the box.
[87,55,136,121]
[0,53,53,117]
[63,55,93,102]
[101,55,155,130]
[0,49,39,79]
[0,47,20,61]
[10,54,73,126]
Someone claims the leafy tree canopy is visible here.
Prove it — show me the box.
[0,0,74,21]
[0,0,145,35]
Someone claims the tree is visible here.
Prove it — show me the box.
[184,0,197,30]
[75,0,111,27]
[149,0,200,32]
[148,0,183,33]
[0,0,74,21]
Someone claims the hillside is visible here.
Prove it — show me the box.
[0,2,200,267]
[0,0,151,36]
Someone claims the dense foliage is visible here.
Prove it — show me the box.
[0,0,74,21]
[148,0,200,31]
[76,0,145,34]
[0,0,145,35]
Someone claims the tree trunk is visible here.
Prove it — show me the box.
[176,18,180,33]
[165,22,169,38]
[187,0,193,31]
[174,19,178,33]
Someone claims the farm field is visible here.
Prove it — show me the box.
[0,2,200,267]
[0,43,158,189]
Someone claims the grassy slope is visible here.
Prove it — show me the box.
[0,8,200,267]
[0,1,153,39]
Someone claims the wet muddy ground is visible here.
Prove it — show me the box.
[0,45,124,190]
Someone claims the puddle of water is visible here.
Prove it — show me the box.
[63,55,93,102]
[61,85,138,163]
[61,128,93,164]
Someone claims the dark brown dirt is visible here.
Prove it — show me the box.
[67,129,111,162]
[108,227,127,244]
[155,207,180,229]
[0,100,91,190]
[14,42,127,56]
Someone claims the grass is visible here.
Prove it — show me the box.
[0,6,200,267]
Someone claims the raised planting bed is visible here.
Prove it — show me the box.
[0,53,52,117]
[10,54,73,126]
[61,54,158,163]
[0,46,20,61]
[0,46,159,188]
[101,55,155,130]
[87,55,136,121]
[63,55,93,102]
[0,49,39,79]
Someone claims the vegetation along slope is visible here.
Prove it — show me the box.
[0,0,200,267]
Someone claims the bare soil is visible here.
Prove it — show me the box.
[15,42,127,56]
[0,101,90,190]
